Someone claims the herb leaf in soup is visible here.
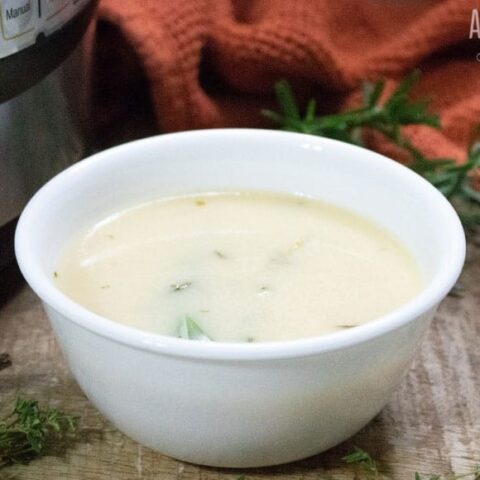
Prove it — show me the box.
[177,316,212,341]
[170,282,192,292]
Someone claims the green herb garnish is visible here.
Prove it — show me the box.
[342,447,480,480]
[343,447,379,477]
[414,466,480,480]
[170,282,192,292]
[0,396,78,468]
[263,72,438,142]
[263,73,480,228]
[176,315,212,341]
[237,453,480,480]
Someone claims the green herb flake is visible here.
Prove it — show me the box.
[258,286,270,296]
[53,271,58,278]
[214,250,227,259]
[195,199,206,207]
[170,282,192,292]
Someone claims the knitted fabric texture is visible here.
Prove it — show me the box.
[96,0,480,162]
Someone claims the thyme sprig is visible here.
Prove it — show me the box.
[263,73,480,227]
[237,448,479,480]
[343,447,480,480]
[237,449,480,480]
[0,397,78,468]
[343,447,378,474]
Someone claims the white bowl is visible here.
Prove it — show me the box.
[15,129,465,468]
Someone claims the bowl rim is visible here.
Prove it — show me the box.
[15,129,466,360]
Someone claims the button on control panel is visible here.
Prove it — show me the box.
[0,0,86,59]
[2,0,34,38]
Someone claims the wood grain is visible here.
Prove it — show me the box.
[1,242,479,480]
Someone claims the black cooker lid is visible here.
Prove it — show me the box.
[0,0,98,103]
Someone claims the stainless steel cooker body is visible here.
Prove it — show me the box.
[0,0,97,269]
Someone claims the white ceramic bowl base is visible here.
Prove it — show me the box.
[15,129,465,468]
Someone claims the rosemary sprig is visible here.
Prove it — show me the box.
[0,397,78,468]
[263,73,480,227]
[263,72,439,141]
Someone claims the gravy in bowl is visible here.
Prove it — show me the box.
[54,191,423,342]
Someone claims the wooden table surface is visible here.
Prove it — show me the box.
[1,241,479,480]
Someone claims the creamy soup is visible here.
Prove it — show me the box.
[55,191,423,342]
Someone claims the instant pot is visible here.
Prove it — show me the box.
[0,0,98,273]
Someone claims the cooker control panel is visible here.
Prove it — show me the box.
[0,0,88,59]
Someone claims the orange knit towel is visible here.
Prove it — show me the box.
[95,0,480,162]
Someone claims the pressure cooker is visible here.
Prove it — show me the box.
[0,0,98,274]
